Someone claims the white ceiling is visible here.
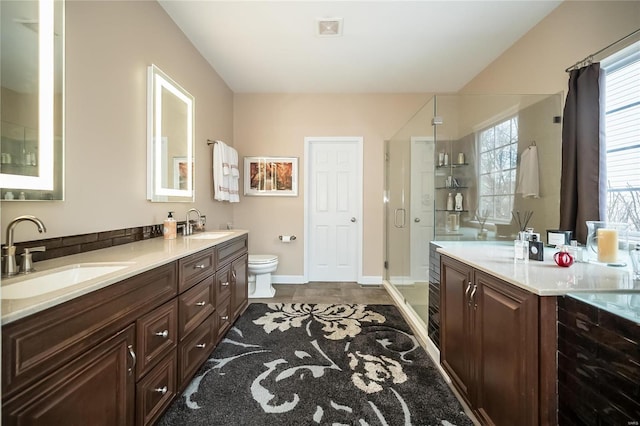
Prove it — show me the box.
[158,1,562,93]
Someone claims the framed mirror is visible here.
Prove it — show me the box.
[147,64,195,202]
[0,0,65,201]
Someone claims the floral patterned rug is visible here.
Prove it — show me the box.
[158,303,473,426]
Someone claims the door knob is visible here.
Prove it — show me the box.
[414,218,421,222]
[350,217,356,222]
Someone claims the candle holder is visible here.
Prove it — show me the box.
[585,221,629,265]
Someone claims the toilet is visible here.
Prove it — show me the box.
[248,254,279,298]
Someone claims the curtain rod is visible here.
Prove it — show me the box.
[565,27,640,73]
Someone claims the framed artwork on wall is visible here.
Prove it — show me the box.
[244,156,298,196]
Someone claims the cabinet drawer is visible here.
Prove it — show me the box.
[215,265,232,304]
[2,262,177,398]
[216,297,232,342]
[136,350,177,426]
[178,314,217,387]
[178,275,215,340]
[179,248,215,293]
[136,299,178,380]
[216,235,247,267]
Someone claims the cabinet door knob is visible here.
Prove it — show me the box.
[154,386,168,395]
[221,315,229,321]
[154,330,169,338]
[221,281,230,287]
[195,301,206,306]
[127,344,136,375]
[414,218,421,223]
[195,343,207,349]
[194,264,206,269]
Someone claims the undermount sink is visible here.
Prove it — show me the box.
[186,231,233,240]
[1,262,134,300]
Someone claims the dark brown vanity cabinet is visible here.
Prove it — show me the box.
[1,234,249,426]
[440,255,556,426]
[1,262,177,426]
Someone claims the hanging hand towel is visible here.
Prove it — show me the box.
[516,145,540,198]
[228,146,240,203]
[213,141,230,201]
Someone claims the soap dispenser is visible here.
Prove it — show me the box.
[164,211,177,240]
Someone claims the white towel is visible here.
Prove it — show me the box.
[228,146,240,203]
[213,141,230,201]
[516,145,540,198]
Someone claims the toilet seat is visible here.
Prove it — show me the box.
[249,254,278,264]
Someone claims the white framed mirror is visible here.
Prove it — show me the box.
[0,0,64,201]
[147,64,195,202]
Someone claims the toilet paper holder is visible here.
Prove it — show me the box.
[279,235,297,241]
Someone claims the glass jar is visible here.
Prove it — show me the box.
[585,221,629,264]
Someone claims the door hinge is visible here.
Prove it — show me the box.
[384,261,389,269]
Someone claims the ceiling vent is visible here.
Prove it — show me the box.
[316,18,343,37]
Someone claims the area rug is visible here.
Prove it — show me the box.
[158,303,473,426]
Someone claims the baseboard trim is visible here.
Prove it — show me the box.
[382,280,479,425]
[271,275,306,284]
[358,275,383,285]
[382,280,445,379]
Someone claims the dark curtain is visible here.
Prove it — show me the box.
[559,63,606,243]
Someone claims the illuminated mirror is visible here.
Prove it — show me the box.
[147,64,194,202]
[0,0,64,201]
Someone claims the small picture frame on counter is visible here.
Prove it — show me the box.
[547,229,572,247]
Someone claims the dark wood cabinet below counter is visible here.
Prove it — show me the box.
[440,254,558,426]
[1,233,249,426]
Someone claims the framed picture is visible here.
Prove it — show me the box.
[244,156,298,196]
[173,156,189,190]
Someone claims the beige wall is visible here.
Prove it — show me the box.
[1,1,234,244]
[3,0,637,277]
[462,1,640,95]
[461,0,640,234]
[233,94,430,279]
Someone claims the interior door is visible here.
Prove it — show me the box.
[306,137,362,282]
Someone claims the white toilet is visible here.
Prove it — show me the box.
[248,254,279,298]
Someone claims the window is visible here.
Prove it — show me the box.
[477,116,519,222]
[603,41,640,232]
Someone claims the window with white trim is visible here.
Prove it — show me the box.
[477,116,519,223]
[603,41,640,232]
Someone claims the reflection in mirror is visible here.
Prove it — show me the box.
[147,64,194,202]
[0,0,64,201]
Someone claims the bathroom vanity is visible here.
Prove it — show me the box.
[1,231,248,425]
[436,241,639,426]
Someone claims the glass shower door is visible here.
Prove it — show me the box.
[384,98,435,328]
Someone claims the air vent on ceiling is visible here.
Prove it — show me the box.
[316,17,343,37]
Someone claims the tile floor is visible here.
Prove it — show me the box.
[248,282,394,305]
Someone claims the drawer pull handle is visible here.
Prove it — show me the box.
[195,343,207,349]
[154,386,168,395]
[194,264,206,269]
[154,330,169,338]
[221,281,230,287]
[195,301,206,306]
[221,315,229,321]
[127,344,136,375]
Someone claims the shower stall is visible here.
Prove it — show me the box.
[384,93,563,352]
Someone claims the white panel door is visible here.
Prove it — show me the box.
[307,138,361,281]
[410,137,435,282]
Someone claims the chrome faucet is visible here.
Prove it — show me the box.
[2,215,47,277]
[185,208,202,235]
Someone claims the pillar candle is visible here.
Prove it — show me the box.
[597,228,618,263]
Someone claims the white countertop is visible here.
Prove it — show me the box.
[0,230,248,325]
[435,241,640,296]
